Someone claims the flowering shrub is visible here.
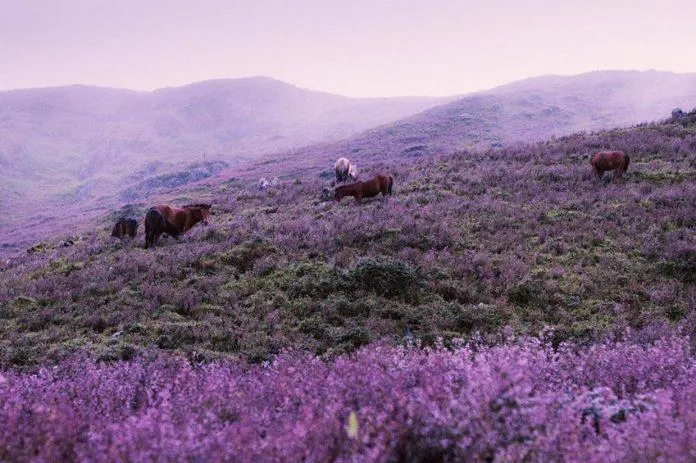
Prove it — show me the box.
[1,336,696,461]
[1,114,695,365]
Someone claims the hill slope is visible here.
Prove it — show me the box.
[0,77,452,253]
[0,77,450,204]
[287,70,696,161]
[2,70,696,255]
[1,110,694,366]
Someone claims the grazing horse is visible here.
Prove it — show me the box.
[334,157,358,183]
[144,203,211,248]
[334,174,393,204]
[348,164,358,182]
[112,217,138,239]
[591,151,630,180]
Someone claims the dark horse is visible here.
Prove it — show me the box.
[591,151,630,180]
[112,217,138,238]
[144,203,211,248]
[334,174,393,203]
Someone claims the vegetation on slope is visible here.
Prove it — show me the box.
[2,337,695,461]
[0,111,695,367]
[285,70,696,161]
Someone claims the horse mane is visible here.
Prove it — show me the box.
[183,203,212,209]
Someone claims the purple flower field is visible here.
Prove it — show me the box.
[2,336,696,462]
[2,112,695,367]
[1,110,695,460]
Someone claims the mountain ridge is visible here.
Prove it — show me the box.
[279,70,696,163]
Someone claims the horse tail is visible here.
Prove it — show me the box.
[111,220,121,238]
[388,175,393,196]
[144,209,163,248]
[624,154,630,171]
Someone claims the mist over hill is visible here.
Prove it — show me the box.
[0,77,452,253]
[0,76,450,203]
[1,70,695,255]
[288,70,696,161]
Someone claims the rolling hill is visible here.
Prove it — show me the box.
[0,76,451,204]
[1,70,695,256]
[286,70,696,162]
[0,77,451,253]
[2,108,694,366]
[1,102,695,462]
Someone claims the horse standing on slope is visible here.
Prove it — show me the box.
[112,217,138,239]
[591,151,630,181]
[335,157,358,183]
[348,164,358,182]
[144,203,211,248]
[334,174,393,204]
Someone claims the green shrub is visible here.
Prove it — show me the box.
[508,281,549,307]
[220,239,277,273]
[347,256,422,302]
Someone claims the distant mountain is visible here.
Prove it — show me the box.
[287,70,696,161]
[0,76,451,209]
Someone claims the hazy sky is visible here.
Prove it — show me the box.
[1,0,695,97]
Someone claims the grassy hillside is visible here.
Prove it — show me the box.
[0,78,451,256]
[0,77,449,208]
[2,71,694,258]
[1,110,694,367]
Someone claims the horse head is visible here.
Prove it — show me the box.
[184,203,212,225]
[334,186,347,201]
[348,164,358,182]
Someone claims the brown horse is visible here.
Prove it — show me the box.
[591,151,630,180]
[144,203,211,248]
[334,174,393,203]
[111,217,138,238]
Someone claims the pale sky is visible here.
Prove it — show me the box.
[1,0,695,97]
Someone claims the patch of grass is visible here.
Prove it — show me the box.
[347,256,422,302]
[219,239,277,273]
[633,169,696,185]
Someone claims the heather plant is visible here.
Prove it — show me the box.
[0,114,695,365]
[1,336,696,461]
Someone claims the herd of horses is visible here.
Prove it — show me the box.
[111,151,629,247]
[112,204,212,248]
